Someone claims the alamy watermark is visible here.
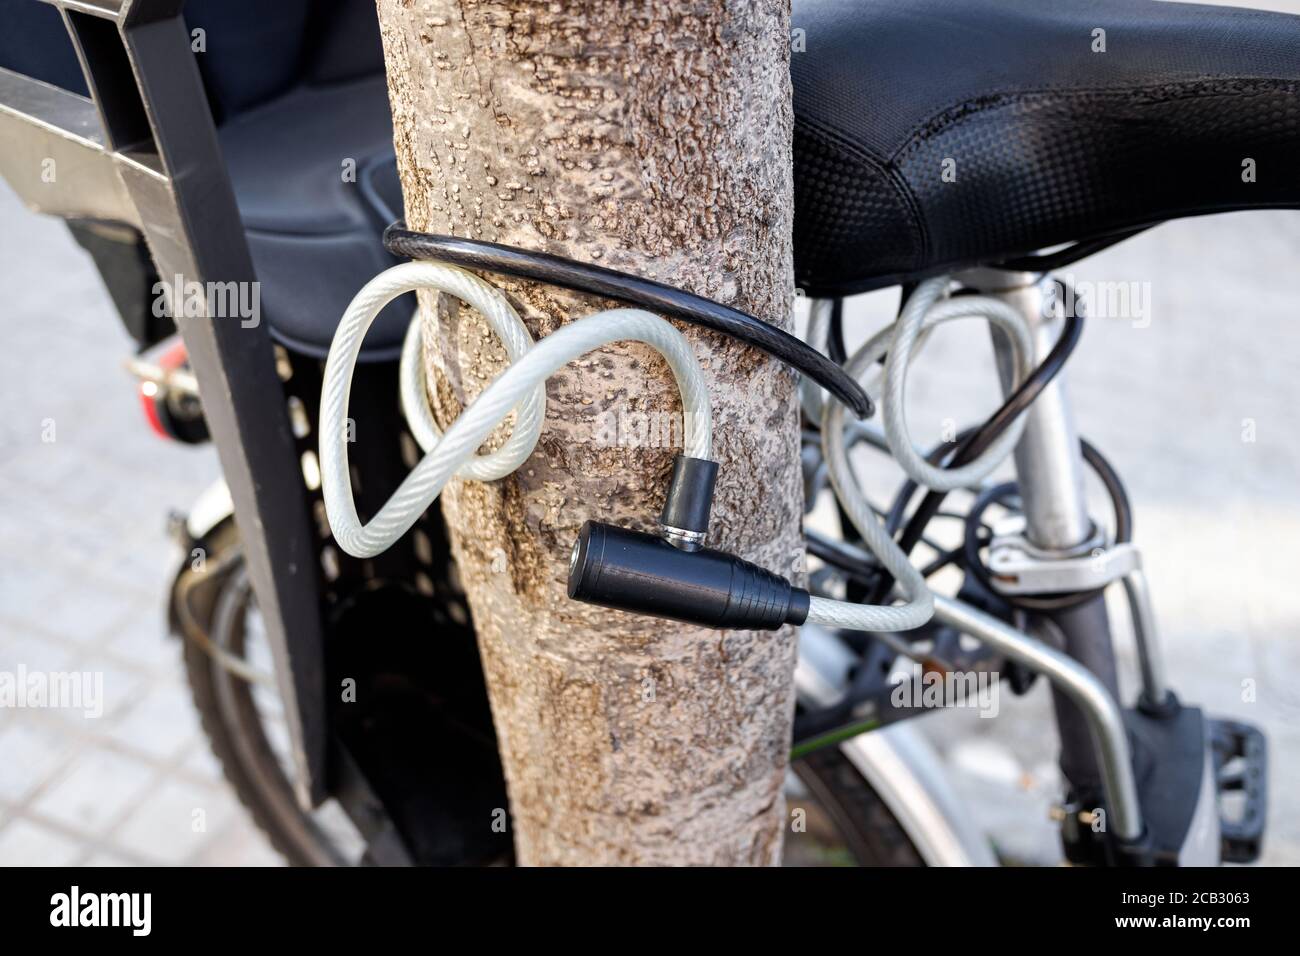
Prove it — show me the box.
[591,408,705,449]
[0,664,103,719]
[1047,274,1152,328]
[891,669,1000,718]
[152,274,261,328]
[50,886,151,936]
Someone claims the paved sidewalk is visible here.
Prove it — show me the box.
[0,181,282,865]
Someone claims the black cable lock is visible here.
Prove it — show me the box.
[384,226,826,630]
[383,224,874,419]
[658,454,717,551]
[566,455,809,631]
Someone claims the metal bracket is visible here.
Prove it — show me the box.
[987,517,1141,595]
[931,594,1143,843]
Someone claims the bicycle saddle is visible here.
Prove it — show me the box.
[791,0,1300,296]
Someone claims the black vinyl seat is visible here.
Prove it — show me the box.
[791,0,1300,297]
[218,75,408,361]
[181,0,411,361]
[13,1,1295,353]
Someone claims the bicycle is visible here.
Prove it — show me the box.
[1,0,1292,865]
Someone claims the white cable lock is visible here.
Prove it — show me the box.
[320,264,1041,636]
[808,278,1038,632]
[320,261,712,559]
[878,278,1037,493]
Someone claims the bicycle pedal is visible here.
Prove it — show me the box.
[1209,717,1267,864]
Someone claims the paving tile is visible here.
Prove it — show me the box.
[181,740,225,784]
[0,817,83,866]
[192,820,287,867]
[0,719,80,802]
[104,615,178,675]
[108,681,202,761]
[0,630,76,674]
[30,747,157,836]
[29,583,138,648]
[110,778,237,864]
[0,563,70,631]
[87,533,180,604]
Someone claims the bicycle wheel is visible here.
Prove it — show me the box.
[175,522,360,866]
[176,523,923,866]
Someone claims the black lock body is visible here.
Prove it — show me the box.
[567,520,809,631]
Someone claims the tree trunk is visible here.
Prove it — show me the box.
[376,0,802,865]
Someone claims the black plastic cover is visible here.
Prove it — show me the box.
[568,521,809,631]
[660,455,719,539]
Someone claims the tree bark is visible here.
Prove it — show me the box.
[376,0,802,865]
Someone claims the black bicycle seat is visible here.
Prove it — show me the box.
[218,75,407,362]
[186,0,412,362]
[791,0,1300,297]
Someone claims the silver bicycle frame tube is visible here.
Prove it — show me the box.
[930,595,1143,841]
[952,268,1144,843]
[962,269,1092,550]
[796,528,1145,843]
[1122,568,1170,706]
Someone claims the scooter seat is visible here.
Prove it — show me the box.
[218,74,408,361]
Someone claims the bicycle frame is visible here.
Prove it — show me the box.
[797,269,1203,862]
[942,270,1215,861]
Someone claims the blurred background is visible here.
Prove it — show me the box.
[2,0,1299,866]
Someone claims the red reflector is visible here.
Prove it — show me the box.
[139,385,170,441]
